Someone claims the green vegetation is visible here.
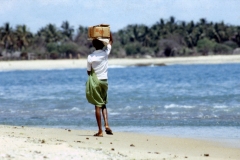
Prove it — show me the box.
[1,17,240,60]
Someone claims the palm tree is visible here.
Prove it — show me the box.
[0,26,3,48]
[199,18,207,26]
[0,23,14,51]
[61,21,74,41]
[167,16,176,33]
[37,24,62,43]
[233,31,240,46]
[74,25,89,46]
[15,25,33,51]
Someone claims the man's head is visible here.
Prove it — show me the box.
[92,39,104,50]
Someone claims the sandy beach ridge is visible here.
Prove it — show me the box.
[0,55,240,71]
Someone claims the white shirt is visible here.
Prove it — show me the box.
[87,44,111,80]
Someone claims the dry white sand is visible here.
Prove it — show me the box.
[1,55,240,71]
[0,125,239,160]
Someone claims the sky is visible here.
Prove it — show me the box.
[0,0,240,33]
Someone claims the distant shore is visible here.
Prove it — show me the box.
[1,55,240,71]
[0,125,239,160]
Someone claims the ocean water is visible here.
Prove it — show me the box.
[0,64,240,141]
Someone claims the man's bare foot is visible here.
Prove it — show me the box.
[93,132,103,137]
[105,128,113,135]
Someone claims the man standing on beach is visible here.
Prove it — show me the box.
[86,33,113,137]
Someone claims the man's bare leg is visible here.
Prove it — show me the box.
[102,105,113,134]
[94,106,103,136]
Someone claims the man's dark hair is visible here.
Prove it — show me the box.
[92,39,104,50]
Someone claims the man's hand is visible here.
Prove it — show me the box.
[109,32,113,45]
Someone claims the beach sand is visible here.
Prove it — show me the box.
[1,55,240,71]
[0,125,239,160]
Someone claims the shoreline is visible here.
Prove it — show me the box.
[0,125,240,160]
[0,55,240,71]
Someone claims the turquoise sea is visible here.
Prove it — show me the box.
[0,63,240,144]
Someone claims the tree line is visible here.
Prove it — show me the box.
[1,16,240,60]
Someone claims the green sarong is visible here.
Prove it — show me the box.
[86,69,108,107]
